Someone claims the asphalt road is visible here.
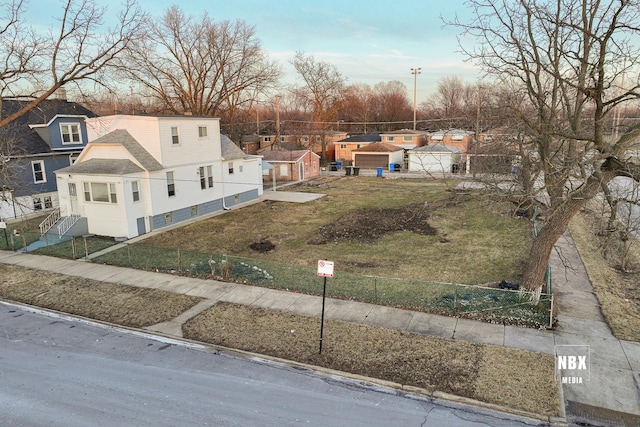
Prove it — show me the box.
[0,302,545,427]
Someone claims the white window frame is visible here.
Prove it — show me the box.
[387,136,395,142]
[69,153,79,165]
[60,123,82,145]
[33,197,43,211]
[32,160,46,183]
[82,182,118,204]
[403,136,413,142]
[199,166,214,189]
[228,162,234,174]
[206,165,213,187]
[171,127,180,145]
[131,181,140,202]
[166,171,176,196]
[198,126,208,138]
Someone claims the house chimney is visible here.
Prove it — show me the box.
[53,87,67,101]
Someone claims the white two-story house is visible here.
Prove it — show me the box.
[53,115,263,239]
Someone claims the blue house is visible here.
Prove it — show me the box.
[0,95,96,220]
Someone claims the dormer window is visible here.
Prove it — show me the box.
[60,123,82,144]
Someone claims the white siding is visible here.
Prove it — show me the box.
[408,152,460,173]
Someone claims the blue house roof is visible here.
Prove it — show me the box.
[0,98,97,156]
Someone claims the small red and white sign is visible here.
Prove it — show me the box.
[317,260,334,277]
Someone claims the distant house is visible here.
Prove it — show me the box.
[408,144,461,173]
[53,115,263,239]
[240,134,260,155]
[428,129,474,154]
[380,129,427,149]
[304,130,348,161]
[351,143,404,170]
[260,149,320,182]
[0,96,96,220]
[334,134,381,165]
[257,131,348,162]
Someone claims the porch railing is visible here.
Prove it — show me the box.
[57,214,81,237]
[39,208,61,236]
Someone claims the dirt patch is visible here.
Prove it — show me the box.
[183,301,560,416]
[249,239,276,253]
[308,202,436,244]
[0,264,202,328]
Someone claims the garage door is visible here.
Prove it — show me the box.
[354,154,389,169]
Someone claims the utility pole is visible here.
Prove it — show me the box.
[411,68,422,130]
[274,95,280,150]
[473,83,482,178]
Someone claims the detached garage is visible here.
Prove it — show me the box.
[408,144,461,173]
[352,143,404,169]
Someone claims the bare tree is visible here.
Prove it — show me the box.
[449,0,640,291]
[371,81,413,128]
[121,6,281,119]
[0,0,146,128]
[291,51,345,161]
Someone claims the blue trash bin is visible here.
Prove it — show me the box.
[336,161,342,170]
[376,167,383,177]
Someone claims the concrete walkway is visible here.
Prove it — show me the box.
[1,231,639,425]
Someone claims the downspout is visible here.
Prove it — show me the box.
[220,163,230,210]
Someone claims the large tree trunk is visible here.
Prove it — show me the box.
[521,173,618,290]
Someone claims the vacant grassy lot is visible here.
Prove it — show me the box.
[138,176,533,285]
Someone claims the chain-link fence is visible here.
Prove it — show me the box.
[93,243,553,328]
[31,235,121,259]
[0,230,40,252]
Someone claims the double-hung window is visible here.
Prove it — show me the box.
[61,123,82,144]
[131,181,140,202]
[171,127,180,144]
[32,161,46,183]
[198,126,208,138]
[199,166,214,189]
[166,171,176,196]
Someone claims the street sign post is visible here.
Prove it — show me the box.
[317,260,334,354]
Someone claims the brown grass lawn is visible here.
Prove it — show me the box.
[0,263,560,417]
[138,176,533,285]
[570,208,640,342]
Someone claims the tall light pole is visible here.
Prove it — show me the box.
[411,68,421,130]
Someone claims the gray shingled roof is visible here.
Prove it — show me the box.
[221,134,246,160]
[410,144,460,153]
[57,158,144,175]
[337,133,381,143]
[352,143,404,153]
[90,129,163,171]
[260,149,315,162]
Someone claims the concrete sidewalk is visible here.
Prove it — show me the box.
[1,232,639,424]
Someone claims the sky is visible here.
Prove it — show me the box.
[28,0,481,104]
